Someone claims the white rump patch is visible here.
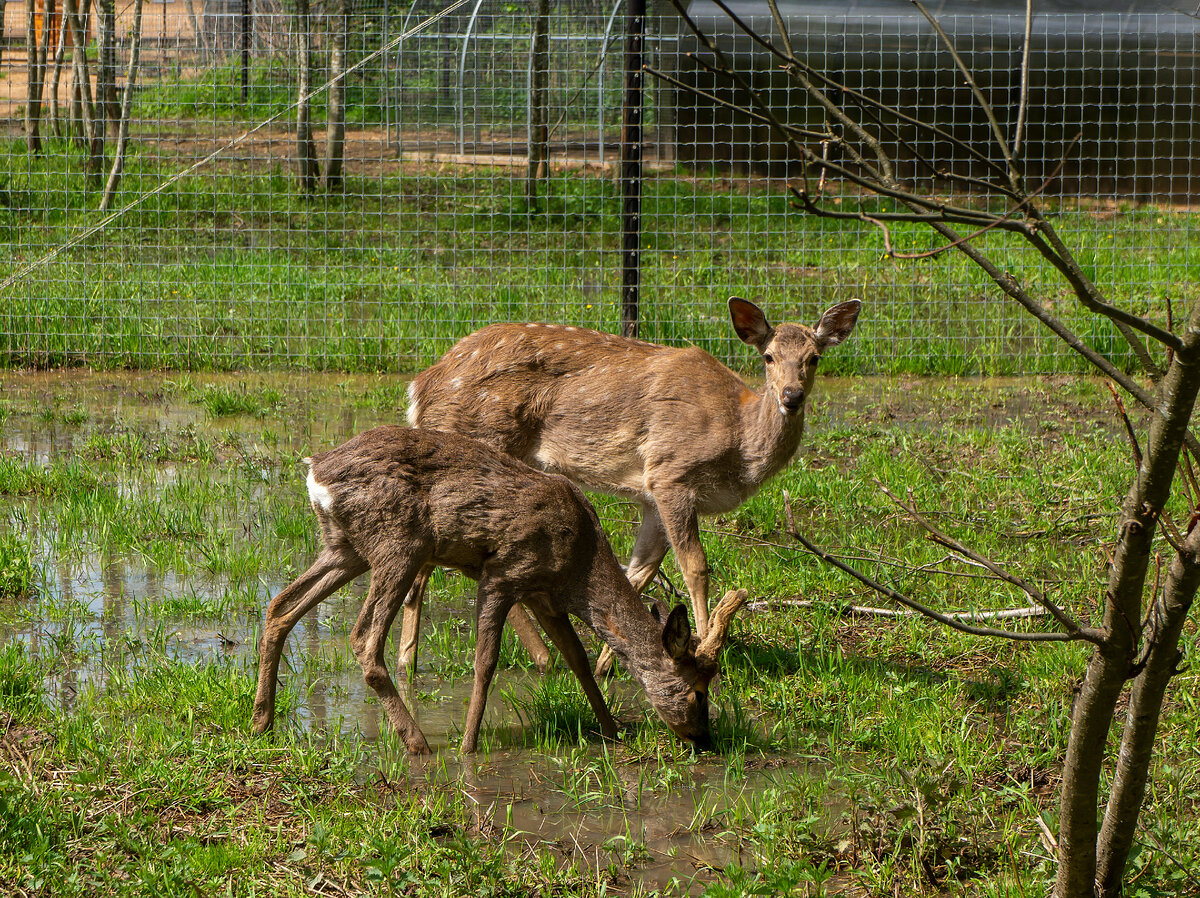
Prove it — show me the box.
[306,465,335,511]
[405,381,420,426]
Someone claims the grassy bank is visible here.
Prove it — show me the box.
[3,138,1191,375]
[0,371,1197,895]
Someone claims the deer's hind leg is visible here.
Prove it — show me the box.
[253,547,368,734]
[351,553,431,754]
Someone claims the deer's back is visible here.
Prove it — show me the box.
[307,426,600,585]
[410,325,756,501]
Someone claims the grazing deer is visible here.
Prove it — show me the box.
[251,425,746,754]
[401,297,860,671]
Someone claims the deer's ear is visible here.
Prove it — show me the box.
[648,603,662,623]
[662,604,693,660]
[814,299,862,348]
[729,297,773,350]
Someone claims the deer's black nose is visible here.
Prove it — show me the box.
[780,387,805,413]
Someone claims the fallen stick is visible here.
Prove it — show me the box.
[745,598,1050,622]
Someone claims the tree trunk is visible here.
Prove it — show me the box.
[96,0,119,134]
[100,0,143,211]
[620,0,645,339]
[294,0,319,192]
[48,0,66,137]
[525,0,550,213]
[1095,523,1200,896]
[1054,303,1200,898]
[323,0,347,191]
[64,0,104,181]
[24,0,43,153]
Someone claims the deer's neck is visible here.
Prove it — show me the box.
[741,384,807,484]
[582,575,666,678]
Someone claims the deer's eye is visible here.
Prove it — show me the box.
[763,353,775,364]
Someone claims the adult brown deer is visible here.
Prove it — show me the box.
[251,425,746,754]
[401,297,860,671]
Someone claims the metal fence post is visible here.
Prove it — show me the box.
[620,0,644,339]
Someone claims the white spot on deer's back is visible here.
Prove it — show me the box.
[405,382,420,426]
[306,466,335,511]
[449,376,463,389]
[495,337,506,349]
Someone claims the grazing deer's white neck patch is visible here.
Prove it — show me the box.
[306,464,335,510]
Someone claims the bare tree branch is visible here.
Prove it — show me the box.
[1013,0,1033,157]
[784,494,1085,644]
[911,0,1020,189]
[877,484,1103,642]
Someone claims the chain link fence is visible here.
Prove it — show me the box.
[2,1,1198,373]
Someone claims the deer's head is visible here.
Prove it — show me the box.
[730,298,862,417]
[641,589,748,751]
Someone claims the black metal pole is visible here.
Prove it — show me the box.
[620,0,645,339]
[241,0,250,101]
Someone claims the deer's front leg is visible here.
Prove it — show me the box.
[351,561,431,754]
[254,550,366,734]
[461,583,513,753]
[624,502,671,594]
[504,605,552,672]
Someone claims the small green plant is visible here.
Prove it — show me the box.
[502,673,605,748]
[0,532,35,601]
[197,384,282,418]
[0,642,44,718]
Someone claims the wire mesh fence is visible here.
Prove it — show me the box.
[2,1,1199,374]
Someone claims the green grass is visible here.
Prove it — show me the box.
[3,138,1188,376]
[0,372,1197,895]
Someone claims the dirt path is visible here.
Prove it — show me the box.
[2,1,203,117]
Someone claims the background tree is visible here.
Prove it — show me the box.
[323,0,348,190]
[294,0,319,191]
[526,0,551,213]
[24,0,44,153]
